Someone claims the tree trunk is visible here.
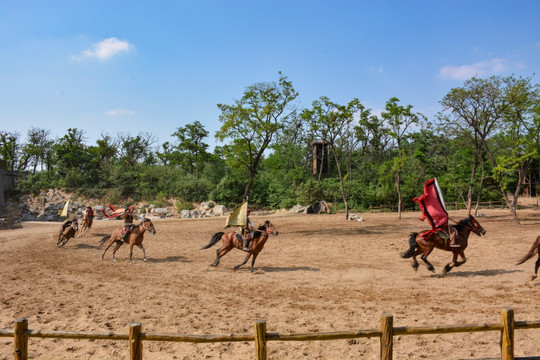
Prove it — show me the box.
[331,147,349,220]
[396,171,402,220]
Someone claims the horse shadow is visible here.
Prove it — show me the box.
[146,256,192,264]
[431,269,521,278]
[257,266,320,273]
[75,243,102,250]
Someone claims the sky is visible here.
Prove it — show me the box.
[1,0,539,150]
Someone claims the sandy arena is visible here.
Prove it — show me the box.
[0,208,539,359]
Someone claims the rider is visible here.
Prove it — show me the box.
[84,206,95,226]
[448,224,460,247]
[242,209,254,251]
[59,207,77,237]
[120,206,145,242]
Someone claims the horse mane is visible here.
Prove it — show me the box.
[454,216,472,231]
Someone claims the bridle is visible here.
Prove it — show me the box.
[142,219,156,234]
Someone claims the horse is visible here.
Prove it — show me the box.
[201,220,279,272]
[99,218,156,263]
[57,219,79,247]
[76,212,92,238]
[516,235,540,281]
[400,215,486,274]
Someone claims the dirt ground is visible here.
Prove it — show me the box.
[0,207,539,359]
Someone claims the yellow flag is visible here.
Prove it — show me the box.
[225,202,247,228]
[59,199,70,217]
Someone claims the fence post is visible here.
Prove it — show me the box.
[380,314,393,360]
[501,308,514,360]
[254,320,267,360]
[14,318,28,360]
[129,322,143,360]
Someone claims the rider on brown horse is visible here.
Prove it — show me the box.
[119,206,144,243]
[242,209,254,251]
[59,207,77,237]
[85,206,94,226]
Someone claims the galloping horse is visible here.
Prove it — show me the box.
[57,219,79,247]
[516,235,540,281]
[76,212,92,238]
[201,220,279,272]
[401,215,486,274]
[99,218,156,263]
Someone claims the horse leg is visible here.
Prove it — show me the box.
[444,251,467,274]
[111,241,123,262]
[412,248,423,271]
[249,253,259,272]
[233,253,252,270]
[101,239,115,260]
[532,255,540,281]
[211,246,232,267]
[420,247,435,272]
[129,243,135,264]
[136,244,147,262]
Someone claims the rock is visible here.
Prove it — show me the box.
[289,204,307,213]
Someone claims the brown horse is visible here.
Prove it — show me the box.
[76,212,92,238]
[401,215,486,274]
[201,220,279,272]
[516,235,540,281]
[57,219,79,247]
[99,218,156,263]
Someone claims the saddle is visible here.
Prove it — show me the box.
[235,233,243,242]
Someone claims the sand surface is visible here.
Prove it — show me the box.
[0,208,539,359]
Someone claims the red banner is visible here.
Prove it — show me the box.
[413,178,448,231]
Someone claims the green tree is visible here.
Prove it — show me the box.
[381,97,423,219]
[21,127,53,174]
[215,72,298,201]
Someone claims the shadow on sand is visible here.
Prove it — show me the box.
[431,269,521,278]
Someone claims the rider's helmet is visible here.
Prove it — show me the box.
[247,209,251,214]
[128,205,134,212]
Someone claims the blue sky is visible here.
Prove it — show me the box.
[1,0,539,150]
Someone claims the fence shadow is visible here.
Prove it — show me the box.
[432,269,521,278]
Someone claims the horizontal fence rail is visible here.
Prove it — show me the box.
[1,308,539,360]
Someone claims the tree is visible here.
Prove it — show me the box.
[215,72,298,201]
[117,132,156,167]
[381,97,423,219]
[303,96,363,219]
[0,131,21,187]
[21,127,53,174]
[491,75,540,223]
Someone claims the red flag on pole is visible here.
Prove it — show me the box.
[413,178,448,235]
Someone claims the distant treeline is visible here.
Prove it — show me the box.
[1,74,539,222]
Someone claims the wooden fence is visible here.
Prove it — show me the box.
[1,308,539,360]
[369,201,506,213]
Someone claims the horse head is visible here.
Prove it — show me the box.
[463,215,486,236]
[264,220,279,236]
[143,218,156,235]
[72,219,79,231]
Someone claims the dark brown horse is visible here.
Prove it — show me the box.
[99,218,156,263]
[401,215,486,274]
[56,219,79,247]
[201,220,279,272]
[516,235,540,281]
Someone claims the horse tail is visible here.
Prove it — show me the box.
[201,232,224,250]
[516,235,540,265]
[400,232,418,258]
[98,234,111,247]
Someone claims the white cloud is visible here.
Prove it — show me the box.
[439,58,507,80]
[370,66,384,74]
[106,109,135,117]
[72,37,132,60]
